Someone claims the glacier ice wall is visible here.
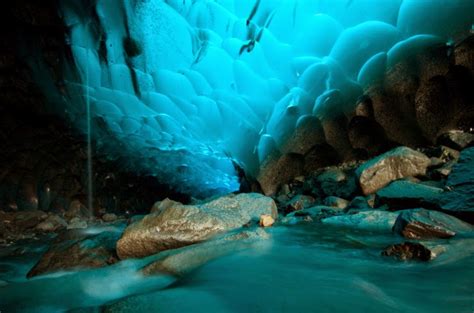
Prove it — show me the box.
[35,0,474,197]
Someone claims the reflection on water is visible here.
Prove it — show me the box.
[1,224,473,313]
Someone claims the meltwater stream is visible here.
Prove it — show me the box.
[1,224,473,313]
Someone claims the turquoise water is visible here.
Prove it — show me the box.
[1,224,473,312]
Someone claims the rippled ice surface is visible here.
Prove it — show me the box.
[1,224,473,313]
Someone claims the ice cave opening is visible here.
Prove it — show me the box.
[31,0,474,197]
[1,1,474,312]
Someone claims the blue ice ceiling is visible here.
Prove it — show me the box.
[40,0,474,197]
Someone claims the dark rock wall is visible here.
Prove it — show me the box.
[0,1,190,214]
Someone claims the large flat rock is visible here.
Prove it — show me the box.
[375,180,444,210]
[116,193,277,259]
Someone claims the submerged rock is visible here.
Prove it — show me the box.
[116,193,277,259]
[321,210,399,232]
[27,223,126,278]
[382,242,440,261]
[356,146,431,195]
[393,209,473,239]
[383,238,474,263]
[283,205,344,224]
[375,180,443,210]
[141,229,269,276]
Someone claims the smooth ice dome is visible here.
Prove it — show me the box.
[35,0,474,197]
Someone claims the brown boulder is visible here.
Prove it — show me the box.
[356,146,431,195]
[393,209,473,239]
[116,193,277,259]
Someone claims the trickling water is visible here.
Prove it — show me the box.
[86,48,93,214]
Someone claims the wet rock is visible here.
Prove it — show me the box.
[141,229,269,277]
[281,215,314,225]
[67,217,88,230]
[431,160,457,178]
[375,180,443,210]
[393,208,473,239]
[356,146,431,195]
[423,145,460,161]
[382,242,439,261]
[65,200,91,221]
[259,215,275,227]
[102,213,117,222]
[429,157,444,168]
[322,210,399,232]
[13,210,48,231]
[284,205,344,224]
[437,130,474,150]
[306,166,358,199]
[116,193,277,259]
[439,147,474,223]
[258,153,305,196]
[27,224,126,277]
[35,214,67,232]
[324,196,349,209]
[348,196,371,210]
[284,195,316,214]
[150,198,181,214]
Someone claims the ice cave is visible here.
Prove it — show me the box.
[0,0,474,312]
